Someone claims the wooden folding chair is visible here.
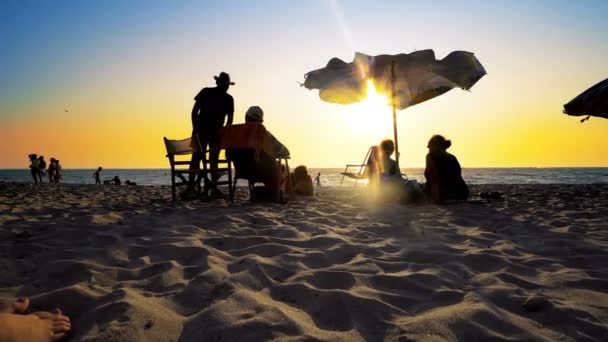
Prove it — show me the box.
[200,145,234,201]
[163,136,204,201]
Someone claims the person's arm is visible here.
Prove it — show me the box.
[191,102,200,129]
[225,96,234,126]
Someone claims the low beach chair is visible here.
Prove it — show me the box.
[340,146,377,186]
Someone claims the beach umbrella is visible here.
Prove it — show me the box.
[303,50,486,167]
[563,78,608,122]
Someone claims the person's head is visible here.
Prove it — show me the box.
[214,72,234,92]
[29,154,37,160]
[50,158,55,163]
[380,139,395,157]
[245,106,264,123]
[293,165,309,181]
[38,156,44,160]
[427,134,451,153]
[56,160,60,164]
[98,167,102,171]
[114,176,120,180]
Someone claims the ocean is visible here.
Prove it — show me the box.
[2,168,608,186]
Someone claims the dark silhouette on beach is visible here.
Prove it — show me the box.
[314,172,321,186]
[28,154,39,184]
[54,160,63,183]
[424,134,469,203]
[93,167,102,185]
[47,158,56,183]
[37,156,46,183]
[186,72,235,196]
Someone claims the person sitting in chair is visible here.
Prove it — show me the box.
[243,106,288,200]
[367,139,399,185]
[221,106,289,202]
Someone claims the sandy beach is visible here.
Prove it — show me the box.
[1,182,607,341]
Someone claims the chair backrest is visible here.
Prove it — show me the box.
[164,137,194,156]
[365,146,381,176]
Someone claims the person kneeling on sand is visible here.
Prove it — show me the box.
[292,165,313,196]
[0,297,71,342]
[424,134,469,204]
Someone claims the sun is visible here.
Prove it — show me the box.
[343,80,392,140]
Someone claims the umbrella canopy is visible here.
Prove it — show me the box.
[302,50,485,168]
[564,78,608,122]
[303,50,486,110]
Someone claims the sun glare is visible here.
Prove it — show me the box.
[343,80,392,141]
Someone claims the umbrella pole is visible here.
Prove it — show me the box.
[391,60,400,171]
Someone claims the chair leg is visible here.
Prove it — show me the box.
[228,161,234,202]
[171,171,176,202]
[248,179,254,202]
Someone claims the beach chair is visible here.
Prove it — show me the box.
[163,135,234,201]
[340,146,377,186]
[163,136,203,201]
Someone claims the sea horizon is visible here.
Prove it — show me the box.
[3,167,608,186]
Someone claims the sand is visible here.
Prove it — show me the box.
[1,181,607,341]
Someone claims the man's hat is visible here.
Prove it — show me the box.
[214,72,235,85]
[245,106,264,122]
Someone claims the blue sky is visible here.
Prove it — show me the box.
[1,0,607,167]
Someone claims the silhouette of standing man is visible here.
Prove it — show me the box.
[187,72,234,195]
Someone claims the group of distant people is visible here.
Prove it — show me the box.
[93,168,136,186]
[367,134,469,204]
[28,154,62,184]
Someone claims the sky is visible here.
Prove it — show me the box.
[1,0,607,168]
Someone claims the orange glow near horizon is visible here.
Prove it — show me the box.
[1,2,608,169]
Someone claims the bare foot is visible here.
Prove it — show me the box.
[0,297,30,314]
[0,312,71,342]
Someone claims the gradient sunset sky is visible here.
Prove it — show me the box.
[1,0,607,168]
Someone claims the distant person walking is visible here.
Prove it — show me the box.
[185,72,235,197]
[54,160,63,183]
[313,172,321,186]
[93,167,102,185]
[48,158,56,183]
[37,156,46,183]
[28,154,39,184]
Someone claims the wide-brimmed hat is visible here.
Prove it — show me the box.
[245,106,264,122]
[214,72,235,85]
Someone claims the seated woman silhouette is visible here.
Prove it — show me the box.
[424,135,469,203]
[292,165,313,196]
